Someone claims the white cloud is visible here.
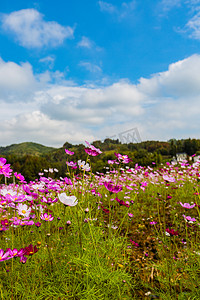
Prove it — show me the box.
[39,56,55,69]
[79,61,102,73]
[1,9,74,48]
[0,111,95,147]
[98,1,135,19]
[138,54,200,97]
[0,57,37,102]
[77,36,93,48]
[1,55,200,147]
[159,0,182,11]
[98,1,117,14]
[186,12,200,39]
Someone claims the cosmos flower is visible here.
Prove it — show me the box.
[40,213,54,221]
[0,249,11,261]
[17,204,32,218]
[166,228,179,236]
[65,149,74,155]
[66,161,77,169]
[84,141,102,156]
[78,160,90,171]
[58,193,78,206]
[14,172,26,182]
[24,244,39,256]
[114,153,131,164]
[180,202,195,209]
[183,215,196,222]
[104,181,122,193]
[0,158,12,178]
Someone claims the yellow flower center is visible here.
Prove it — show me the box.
[22,210,26,214]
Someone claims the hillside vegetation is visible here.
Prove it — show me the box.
[1,138,200,182]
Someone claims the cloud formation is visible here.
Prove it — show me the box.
[98,1,135,19]
[79,61,102,73]
[1,9,74,48]
[0,54,200,146]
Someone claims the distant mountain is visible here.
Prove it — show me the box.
[0,142,56,157]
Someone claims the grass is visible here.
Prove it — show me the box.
[0,152,200,299]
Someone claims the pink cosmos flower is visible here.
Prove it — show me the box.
[180,202,195,209]
[114,153,131,164]
[0,158,12,178]
[14,172,26,182]
[66,161,77,169]
[40,213,54,221]
[128,213,133,217]
[65,149,74,155]
[104,181,122,193]
[0,249,11,261]
[183,215,196,222]
[163,175,175,183]
[8,248,25,258]
[85,141,102,156]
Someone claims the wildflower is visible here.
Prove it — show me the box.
[180,202,195,209]
[66,220,71,225]
[0,249,11,261]
[130,239,139,247]
[35,222,41,227]
[24,244,39,256]
[104,181,122,193]
[163,175,175,183]
[65,149,74,155]
[84,141,102,156]
[58,193,78,206]
[166,228,179,236]
[115,197,129,207]
[183,215,196,223]
[40,213,54,221]
[14,172,25,182]
[150,221,157,225]
[0,158,12,177]
[78,160,90,171]
[20,256,27,263]
[114,153,131,163]
[66,161,77,169]
[17,203,31,218]
[101,205,110,214]
[128,213,133,218]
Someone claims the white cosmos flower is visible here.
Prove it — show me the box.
[17,203,31,218]
[58,193,78,206]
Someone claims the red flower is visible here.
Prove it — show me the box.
[24,244,39,256]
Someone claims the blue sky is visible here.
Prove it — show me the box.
[0,0,200,147]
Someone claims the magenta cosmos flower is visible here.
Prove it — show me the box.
[58,193,78,206]
[0,249,11,261]
[114,153,131,164]
[104,181,122,193]
[40,213,54,221]
[84,141,102,156]
[65,149,74,155]
[0,157,12,177]
[14,172,25,182]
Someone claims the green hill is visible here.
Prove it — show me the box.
[0,142,56,157]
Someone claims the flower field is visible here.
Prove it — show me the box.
[0,142,200,299]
